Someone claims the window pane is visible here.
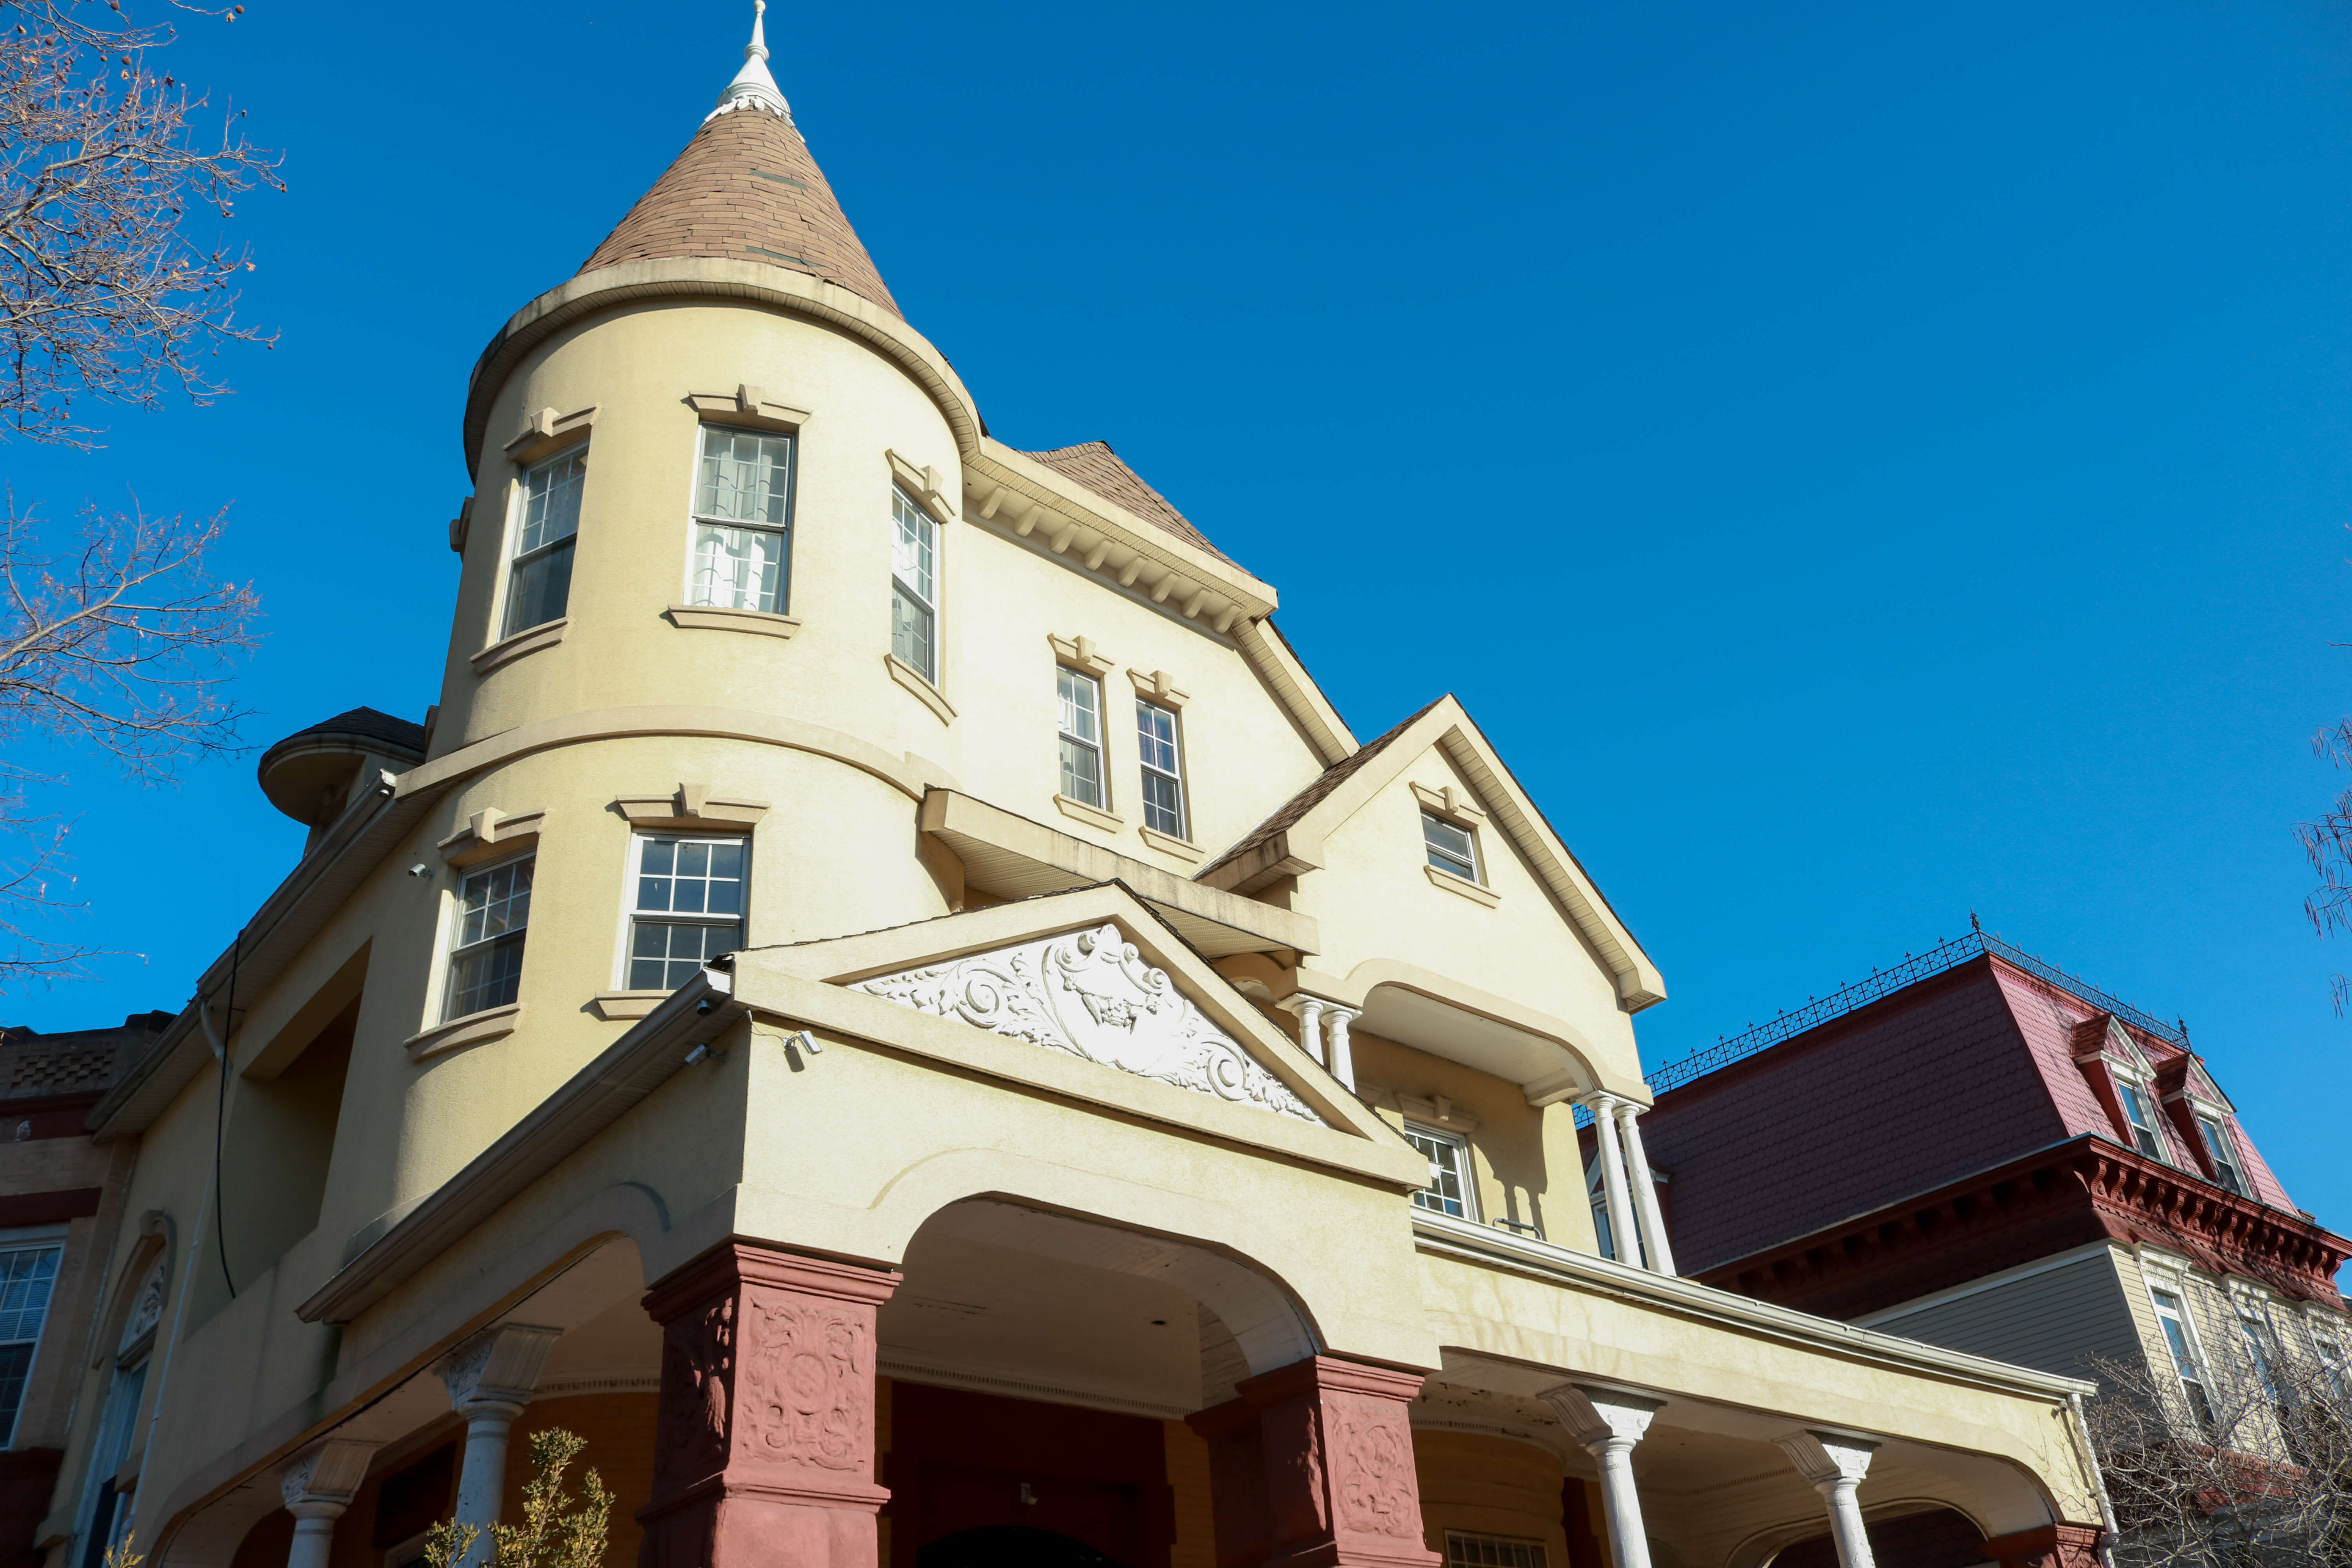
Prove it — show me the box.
[457,860,534,948]
[1059,736,1104,808]
[1136,701,1185,838]
[0,1249,59,1346]
[695,428,791,528]
[2198,1118,2246,1195]
[2120,1084,2165,1160]
[1423,813,1478,881]
[1057,668,1100,744]
[627,919,743,991]
[1406,1126,1472,1219]
[448,934,525,1018]
[1136,702,1179,774]
[892,583,935,681]
[503,537,575,637]
[517,451,586,556]
[633,837,745,919]
[1142,771,1184,837]
[691,523,786,613]
[892,492,935,603]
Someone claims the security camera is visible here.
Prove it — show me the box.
[407,863,430,878]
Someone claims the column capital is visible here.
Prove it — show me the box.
[1774,1429,1878,1488]
[437,1322,562,1416]
[1540,1383,1664,1450]
[279,1437,380,1516]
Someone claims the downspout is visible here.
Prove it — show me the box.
[120,992,227,1545]
[2066,1389,2120,1568]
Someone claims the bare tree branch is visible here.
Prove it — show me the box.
[0,0,279,445]
[0,496,255,987]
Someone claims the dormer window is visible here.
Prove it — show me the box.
[2116,1079,2167,1162]
[1422,812,1479,884]
[2196,1115,2247,1197]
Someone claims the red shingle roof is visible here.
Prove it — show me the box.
[579,105,899,319]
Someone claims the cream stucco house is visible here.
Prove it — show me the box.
[42,13,2112,1568]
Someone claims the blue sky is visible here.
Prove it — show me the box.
[8,2,2352,1245]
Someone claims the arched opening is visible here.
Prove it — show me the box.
[916,1526,1123,1568]
[1766,1506,1988,1568]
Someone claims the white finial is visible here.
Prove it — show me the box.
[709,0,791,122]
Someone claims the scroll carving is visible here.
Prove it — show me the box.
[851,924,1323,1123]
[1333,1401,1421,1539]
[734,1289,870,1471]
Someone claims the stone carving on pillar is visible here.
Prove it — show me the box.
[1773,1431,1879,1568]
[638,1243,901,1568]
[279,1439,381,1568]
[1980,1524,2107,1568]
[1185,1355,1439,1568]
[851,924,1325,1123]
[1541,1385,1664,1568]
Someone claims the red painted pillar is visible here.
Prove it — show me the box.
[1186,1356,1441,1568]
[1981,1524,2106,1568]
[638,1243,901,1568]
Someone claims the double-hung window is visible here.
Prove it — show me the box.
[1057,668,1106,808]
[2314,1331,2350,1402]
[504,449,586,637]
[1444,1534,1547,1568]
[2196,1115,2247,1196]
[0,1244,60,1447]
[1422,812,1479,882]
[1405,1123,1475,1220]
[690,427,794,614]
[890,490,938,682]
[627,835,746,991]
[1136,701,1186,838]
[2116,1080,2167,1162]
[2151,1288,2215,1426]
[446,856,533,1020]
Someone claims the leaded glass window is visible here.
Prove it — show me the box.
[446,857,533,1020]
[691,427,793,614]
[890,490,937,681]
[505,450,585,637]
[628,836,746,991]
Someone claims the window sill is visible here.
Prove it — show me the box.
[665,603,801,639]
[886,653,955,724]
[591,991,669,1021]
[1138,826,1201,863]
[404,1002,524,1062]
[1425,864,1499,908]
[1054,793,1125,834]
[472,619,567,675]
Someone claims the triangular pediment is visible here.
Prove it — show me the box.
[740,884,1407,1154]
[848,920,1324,1124]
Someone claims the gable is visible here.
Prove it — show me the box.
[848,922,1323,1124]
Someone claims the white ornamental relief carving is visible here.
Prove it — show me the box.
[851,924,1325,1124]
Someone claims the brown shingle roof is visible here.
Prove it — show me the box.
[1020,441,1235,565]
[1198,699,1443,878]
[579,106,899,319]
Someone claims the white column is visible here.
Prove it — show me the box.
[1585,1094,1642,1270]
[1541,1385,1664,1568]
[1612,1101,1675,1276]
[1323,1005,1359,1091]
[1282,996,1327,1066]
[278,1439,380,1568]
[437,1324,561,1568]
[1773,1431,1880,1568]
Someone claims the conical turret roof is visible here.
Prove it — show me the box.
[578,4,900,318]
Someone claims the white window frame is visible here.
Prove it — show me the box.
[1421,811,1480,884]
[0,1238,63,1450]
[2148,1283,2215,1427]
[889,488,939,683]
[1135,699,1187,840]
[686,425,795,615]
[500,446,587,640]
[2114,1074,2169,1164]
[619,832,749,993]
[1404,1121,1477,1221]
[1056,667,1107,809]
[2193,1112,2248,1198]
[2310,1324,2350,1402]
[1584,1157,1626,1264]
[443,853,535,1023]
